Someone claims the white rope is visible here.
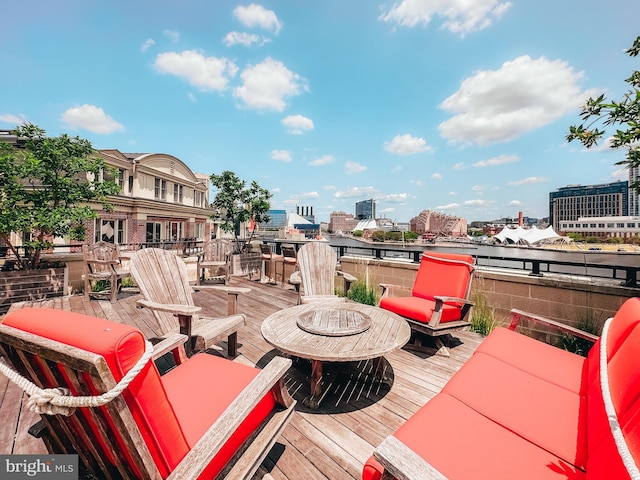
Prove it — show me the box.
[0,341,154,416]
[599,317,640,479]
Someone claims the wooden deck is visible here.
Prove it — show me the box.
[0,277,484,479]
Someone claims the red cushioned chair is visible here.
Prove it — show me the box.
[0,308,295,480]
[379,252,475,356]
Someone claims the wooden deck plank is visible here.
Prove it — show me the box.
[0,276,484,479]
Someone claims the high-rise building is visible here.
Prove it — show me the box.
[629,165,639,216]
[355,199,375,220]
[549,181,628,231]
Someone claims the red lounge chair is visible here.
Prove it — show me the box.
[363,298,640,480]
[378,252,475,356]
[0,308,295,480]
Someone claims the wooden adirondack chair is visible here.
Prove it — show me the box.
[129,248,249,357]
[379,252,475,356]
[196,239,233,285]
[0,308,295,480]
[289,242,357,304]
[83,241,131,303]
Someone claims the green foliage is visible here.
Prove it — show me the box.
[556,312,603,357]
[209,171,272,253]
[0,124,119,270]
[352,230,363,237]
[346,281,378,306]
[370,230,386,242]
[386,231,402,242]
[567,36,640,192]
[404,231,418,241]
[470,291,499,336]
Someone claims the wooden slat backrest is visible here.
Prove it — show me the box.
[202,239,232,262]
[83,242,120,275]
[0,324,161,480]
[129,248,197,335]
[296,242,337,296]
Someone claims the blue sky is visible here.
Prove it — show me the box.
[1,1,638,224]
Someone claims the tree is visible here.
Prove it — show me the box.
[209,171,272,253]
[567,36,640,191]
[0,124,120,270]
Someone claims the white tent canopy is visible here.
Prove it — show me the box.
[493,226,567,245]
[352,219,378,232]
[287,212,312,226]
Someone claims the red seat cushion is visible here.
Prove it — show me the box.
[412,253,474,301]
[476,327,588,395]
[162,353,276,479]
[443,352,588,469]
[2,308,188,478]
[363,393,586,480]
[379,295,463,324]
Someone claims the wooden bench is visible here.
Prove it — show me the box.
[363,298,640,479]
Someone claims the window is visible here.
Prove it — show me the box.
[146,222,162,243]
[168,222,183,241]
[173,184,184,203]
[103,168,125,193]
[154,178,167,200]
[194,190,204,207]
[95,219,125,244]
[194,222,204,239]
[628,223,636,228]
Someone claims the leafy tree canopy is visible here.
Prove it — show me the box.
[567,36,640,191]
[0,124,120,269]
[209,170,272,252]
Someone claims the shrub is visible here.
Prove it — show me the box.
[556,312,603,357]
[347,281,378,306]
[470,290,499,336]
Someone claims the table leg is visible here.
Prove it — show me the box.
[308,359,323,409]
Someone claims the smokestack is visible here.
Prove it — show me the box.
[518,211,523,227]
[296,206,299,215]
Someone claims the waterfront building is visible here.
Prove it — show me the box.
[356,199,376,220]
[329,211,358,233]
[409,210,467,237]
[261,210,287,230]
[549,181,628,232]
[558,215,640,240]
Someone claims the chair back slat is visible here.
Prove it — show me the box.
[202,239,232,262]
[130,248,198,334]
[296,242,337,296]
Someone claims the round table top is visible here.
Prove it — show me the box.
[261,302,411,362]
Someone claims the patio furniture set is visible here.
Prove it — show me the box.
[1,241,637,479]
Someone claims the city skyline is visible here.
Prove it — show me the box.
[1,1,637,223]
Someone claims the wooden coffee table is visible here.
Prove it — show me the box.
[261,302,411,408]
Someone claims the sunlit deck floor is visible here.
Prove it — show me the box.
[0,276,484,479]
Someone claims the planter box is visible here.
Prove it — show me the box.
[0,265,68,314]
[231,253,261,278]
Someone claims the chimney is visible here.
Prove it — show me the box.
[518,211,523,227]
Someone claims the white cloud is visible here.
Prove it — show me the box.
[0,113,26,125]
[345,161,367,174]
[309,154,335,166]
[436,199,491,209]
[379,207,396,214]
[141,38,156,52]
[323,185,337,190]
[271,149,292,162]
[282,191,319,206]
[335,186,377,198]
[507,176,548,186]
[234,4,282,34]
[379,193,408,202]
[410,179,423,186]
[508,200,522,206]
[223,31,270,47]
[439,55,597,145]
[384,134,433,155]
[61,105,124,134]
[473,154,519,167]
[154,50,238,92]
[233,57,307,111]
[610,167,628,181]
[431,173,442,180]
[163,30,180,43]
[379,0,511,35]
[281,114,314,134]
[452,162,466,170]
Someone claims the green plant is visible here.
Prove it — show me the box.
[352,230,363,237]
[470,290,499,336]
[346,280,378,306]
[0,124,120,270]
[567,36,640,193]
[556,312,603,357]
[209,171,272,254]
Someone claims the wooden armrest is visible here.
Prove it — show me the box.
[152,333,188,362]
[167,356,294,480]
[192,286,251,295]
[379,283,412,297]
[434,296,473,306]
[509,309,600,342]
[373,436,447,480]
[136,299,202,316]
[337,271,357,283]
[86,259,120,266]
